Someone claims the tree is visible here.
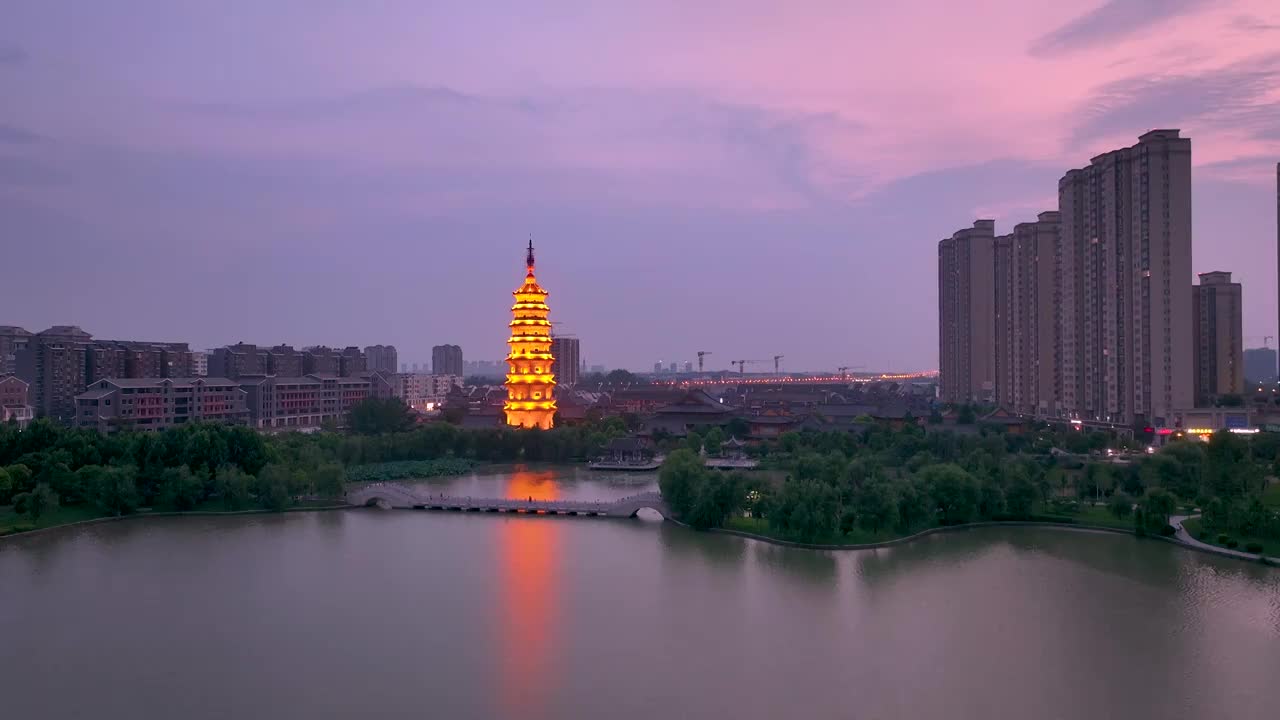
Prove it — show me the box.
[1107,491,1133,520]
[159,465,204,511]
[768,479,840,542]
[214,465,254,511]
[919,464,978,524]
[702,427,726,455]
[854,480,899,534]
[1140,488,1178,532]
[1005,473,1037,517]
[727,417,751,439]
[348,398,416,435]
[91,466,141,516]
[1,464,33,504]
[956,405,976,425]
[13,483,58,524]
[684,471,743,529]
[314,462,347,499]
[255,464,293,511]
[658,449,704,517]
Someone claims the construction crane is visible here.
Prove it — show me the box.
[697,350,712,373]
[731,359,761,374]
[773,355,785,375]
[837,365,866,379]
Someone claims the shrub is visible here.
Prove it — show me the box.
[1245,542,1265,554]
[1217,534,1229,544]
[1159,524,1177,536]
[1225,539,1239,549]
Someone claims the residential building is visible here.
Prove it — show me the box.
[365,345,399,374]
[1058,130,1193,426]
[393,373,460,412]
[1244,347,1277,384]
[339,346,366,376]
[267,345,303,376]
[303,346,341,375]
[18,325,92,422]
[938,219,997,404]
[74,377,250,433]
[191,350,208,377]
[1003,212,1062,416]
[0,326,32,376]
[551,335,581,387]
[0,375,33,427]
[1193,271,1244,404]
[209,343,268,379]
[237,374,374,431]
[433,344,464,376]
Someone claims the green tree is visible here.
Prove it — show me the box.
[1005,473,1037,517]
[684,471,743,529]
[91,466,141,516]
[214,465,254,511]
[854,479,899,534]
[13,483,58,524]
[1107,491,1133,519]
[1,464,33,503]
[768,479,840,542]
[348,398,416,435]
[658,449,705,517]
[920,464,978,524]
[255,464,293,511]
[159,465,204,511]
[726,417,751,439]
[702,427,726,455]
[314,462,347,499]
[1140,488,1178,532]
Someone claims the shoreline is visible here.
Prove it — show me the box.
[4,501,1276,568]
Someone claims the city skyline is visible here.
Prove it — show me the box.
[4,2,1280,370]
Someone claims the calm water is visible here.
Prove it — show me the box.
[2,468,1279,720]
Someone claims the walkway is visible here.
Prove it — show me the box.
[346,483,669,519]
[1171,514,1278,564]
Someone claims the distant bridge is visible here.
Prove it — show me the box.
[346,483,669,519]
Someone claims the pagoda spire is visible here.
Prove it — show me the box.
[526,237,535,270]
[504,238,556,429]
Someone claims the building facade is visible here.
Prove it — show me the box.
[365,345,399,374]
[551,335,581,387]
[20,326,92,422]
[191,350,208,377]
[433,344,464,376]
[1244,347,1277,385]
[75,377,250,433]
[393,373,460,412]
[0,375,32,427]
[237,374,374,431]
[1057,130,1193,426]
[938,220,997,404]
[0,326,32,376]
[1193,271,1244,404]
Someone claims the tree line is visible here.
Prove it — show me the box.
[661,423,1280,545]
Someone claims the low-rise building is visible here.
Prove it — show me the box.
[0,375,33,428]
[238,374,374,431]
[393,373,461,412]
[74,377,249,433]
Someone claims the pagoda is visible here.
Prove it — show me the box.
[503,239,557,429]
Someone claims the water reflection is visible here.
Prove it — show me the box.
[501,467,560,501]
[496,472,561,720]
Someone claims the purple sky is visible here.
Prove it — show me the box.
[3,1,1279,372]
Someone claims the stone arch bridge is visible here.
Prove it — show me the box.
[346,483,669,520]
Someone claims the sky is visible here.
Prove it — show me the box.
[2,0,1280,373]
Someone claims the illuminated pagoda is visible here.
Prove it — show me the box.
[503,239,557,429]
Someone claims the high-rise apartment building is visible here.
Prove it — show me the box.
[365,345,399,374]
[191,351,208,377]
[551,336,581,387]
[938,220,998,404]
[1058,130,1192,426]
[209,343,268,379]
[433,344,463,376]
[0,326,32,376]
[1001,213,1062,416]
[1193,271,1244,404]
[1244,347,1277,384]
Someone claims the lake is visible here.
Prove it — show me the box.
[2,467,1278,719]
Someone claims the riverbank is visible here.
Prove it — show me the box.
[0,501,349,539]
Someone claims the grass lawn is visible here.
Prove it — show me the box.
[1262,482,1280,509]
[723,515,905,546]
[1070,505,1138,531]
[0,504,106,536]
[1181,517,1273,556]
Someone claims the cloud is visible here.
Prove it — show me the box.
[1230,15,1280,33]
[0,46,26,66]
[1069,53,1280,144]
[0,123,43,144]
[1030,0,1210,57]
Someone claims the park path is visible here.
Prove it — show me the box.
[1170,514,1278,564]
